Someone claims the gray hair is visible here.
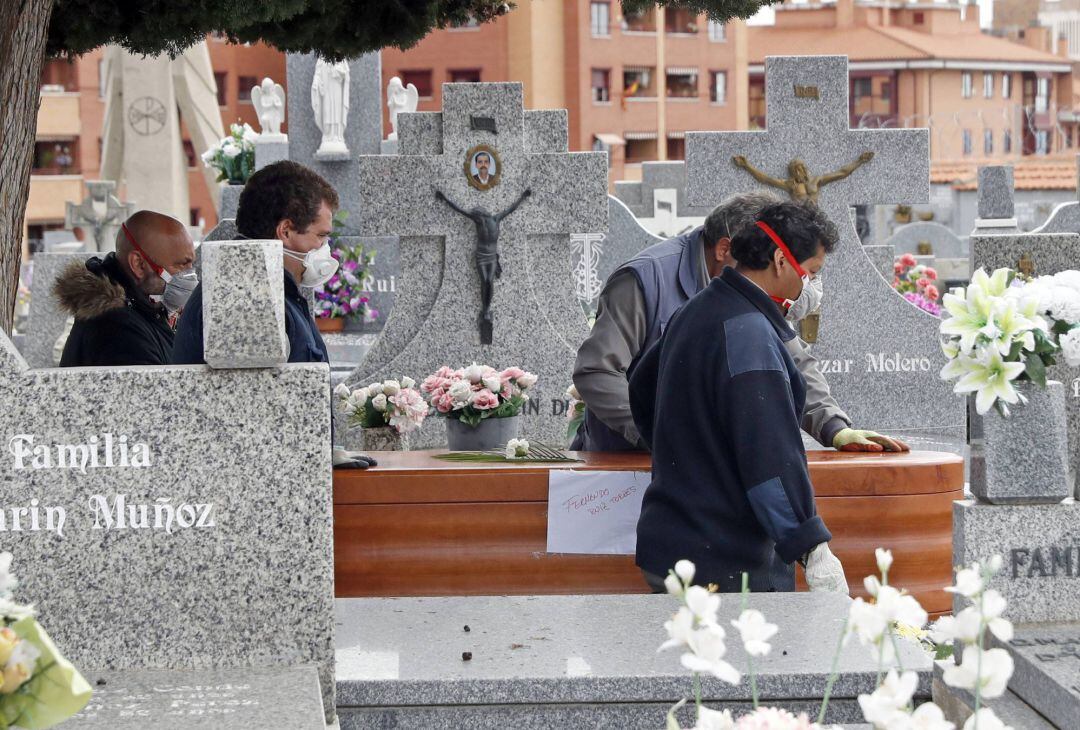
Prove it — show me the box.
[702,191,783,246]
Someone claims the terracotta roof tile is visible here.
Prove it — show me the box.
[932,156,1078,190]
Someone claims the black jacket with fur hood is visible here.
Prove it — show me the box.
[53,253,175,367]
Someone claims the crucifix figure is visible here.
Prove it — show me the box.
[731,152,874,203]
[436,188,532,344]
[64,180,134,253]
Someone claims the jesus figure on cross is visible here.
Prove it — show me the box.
[732,151,874,203]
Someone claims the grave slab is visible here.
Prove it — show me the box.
[931,662,1057,730]
[686,56,963,438]
[334,593,930,727]
[69,665,325,729]
[24,252,94,368]
[344,83,607,446]
[953,500,1080,623]
[994,622,1080,730]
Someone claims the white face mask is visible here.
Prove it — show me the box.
[284,243,339,288]
[154,269,199,314]
[785,275,823,322]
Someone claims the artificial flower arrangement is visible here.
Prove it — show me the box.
[0,552,92,728]
[662,550,1013,730]
[314,211,379,323]
[201,122,258,184]
[334,378,429,435]
[939,267,1080,416]
[893,254,941,317]
[420,364,538,427]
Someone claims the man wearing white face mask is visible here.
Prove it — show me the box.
[55,211,196,367]
[172,161,339,365]
[573,191,908,455]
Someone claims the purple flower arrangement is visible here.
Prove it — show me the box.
[313,211,380,322]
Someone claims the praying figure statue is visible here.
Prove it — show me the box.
[311,59,350,157]
[732,152,875,203]
[251,77,286,139]
[436,188,532,344]
[386,76,419,141]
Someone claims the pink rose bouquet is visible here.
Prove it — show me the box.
[892,258,941,317]
[420,364,538,427]
[335,377,429,435]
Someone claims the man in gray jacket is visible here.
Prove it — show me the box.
[572,192,909,454]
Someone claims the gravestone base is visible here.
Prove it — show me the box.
[992,623,1080,729]
[254,138,289,171]
[931,663,1056,730]
[220,184,243,220]
[381,139,399,155]
[334,594,929,730]
[70,665,326,729]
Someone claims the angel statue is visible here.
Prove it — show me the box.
[251,77,286,140]
[311,59,350,157]
[732,152,874,203]
[386,76,419,141]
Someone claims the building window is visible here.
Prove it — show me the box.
[449,69,481,83]
[710,71,727,104]
[622,8,656,32]
[214,72,227,106]
[401,70,433,99]
[665,7,699,33]
[238,76,257,103]
[183,140,197,168]
[590,2,610,36]
[962,129,972,156]
[984,129,993,155]
[624,136,658,163]
[1036,77,1050,113]
[749,78,766,128]
[851,75,894,123]
[667,137,686,160]
[666,68,698,98]
[1003,74,1012,99]
[1036,129,1049,154]
[32,140,77,174]
[984,73,994,99]
[961,72,973,99]
[591,69,611,103]
[913,11,925,24]
[707,20,726,42]
[190,208,201,227]
[623,67,655,98]
[1003,129,1012,154]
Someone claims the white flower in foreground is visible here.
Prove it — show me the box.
[731,609,778,657]
[401,376,416,389]
[352,387,370,403]
[660,606,695,652]
[200,146,218,164]
[517,371,538,389]
[874,585,928,632]
[566,383,581,400]
[907,701,955,730]
[979,590,1014,643]
[864,575,882,598]
[382,380,401,396]
[950,348,1026,416]
[942,647,1013,699]
[945,565,985,599]
[241,122,259,144]
[681,624,741,684]
[221,141,241,158]
[962,708,1011,730]
[930,609,981,646]
[684,586,720,625]
[691,706,735,730]
[504,438,529,459]
[333,382,350,399]
[482,375,502,393]
[876,548,894,575]
[447,380,472,402]
[368,382,384,395]
[675,560,696,585]
[1060,328,1080,367]
[664,573,683,597]
[858,669,917,727]
[0,553,17,598]
[463,363,485,383]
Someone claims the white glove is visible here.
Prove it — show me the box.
[804,543,849,595]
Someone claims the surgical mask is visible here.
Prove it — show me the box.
[284,243,339,288]
[122,222,198,314]
[786,275,823,322]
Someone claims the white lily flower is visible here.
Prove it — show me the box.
[961,708,1012,730]
[864,575,882,598]
[664,573,683,597]
[660,606,695,652]
[875,548,894,575]
[684,586,721,625]
[681,624,741,684]
[674,560,695,585]
[908,701,956,730]
[946,565,985,598]
[875,585,929,631]
[691,706,735,730]
[951,348,1026,415]
[980,590,1014,642]
[942,646,1013,698]
[731,609,778,657]
[930,608,981,645]
[857,669,918,727]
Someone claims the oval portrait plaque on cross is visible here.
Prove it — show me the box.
[464,144,501,191]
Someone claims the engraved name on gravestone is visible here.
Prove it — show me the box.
[996,624,1080,730]
[0,242,336,722]
[686,55,964,437]
[345,84,607,445]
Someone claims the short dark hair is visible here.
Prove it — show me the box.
[730,200,839,270]
[475,152,491,163]
[235,161,339,239]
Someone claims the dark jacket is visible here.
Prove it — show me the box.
[54,253,175,367]
[170,271,329,365]
[629,267,831,590]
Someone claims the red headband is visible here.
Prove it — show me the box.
[121,222,164,276]
[756,221,807,278]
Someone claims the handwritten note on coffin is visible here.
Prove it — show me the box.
[546,470,650,554]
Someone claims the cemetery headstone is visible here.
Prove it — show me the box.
[43,229,83,253]
[971,165,1019,235]
[64,180,134,254]
[1032,153,1080,235]
[994,623,1080,729]
[344,83,607,446]
[24,252,94,368]
[861,244,895,282]
[0,240,336,721]
[686,55,964,440]
[571,196,661,317]
[885,221,967,259]
[614,160,709,238]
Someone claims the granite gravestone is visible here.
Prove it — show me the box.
[1033,154,1080,235]
[0,241,336,722]
[614,160,710,238]
[571,196,661,317]
[971,165,1020,236]
[345,83,607,446]
[885,221,967,259]
[995,623,1080,729]
[686,55,963,439]
[23,252,94,368]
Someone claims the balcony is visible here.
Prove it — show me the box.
[26,175,84,223]
[622,9,656,33]
[36,91,81,138]
[665,8,699,35]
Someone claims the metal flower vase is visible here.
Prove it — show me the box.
[972,380,1070,504]
[445,415,521,452]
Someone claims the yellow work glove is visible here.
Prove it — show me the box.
[832,428,910,453]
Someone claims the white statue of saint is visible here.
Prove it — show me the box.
[386,76,419,141]
[251,77,286,140]
[311,59,350,157]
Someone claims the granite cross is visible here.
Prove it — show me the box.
[64,180,134,253]
[347,82,607,445]
[687,55,964,439]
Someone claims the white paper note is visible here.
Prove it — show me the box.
[546,470,651,555]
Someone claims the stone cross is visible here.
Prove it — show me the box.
[64,180,134,253]
[687,55,964,439]
[346,83,607,445]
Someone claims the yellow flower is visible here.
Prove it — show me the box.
[0,628,17,666]
[0,661,30,694]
